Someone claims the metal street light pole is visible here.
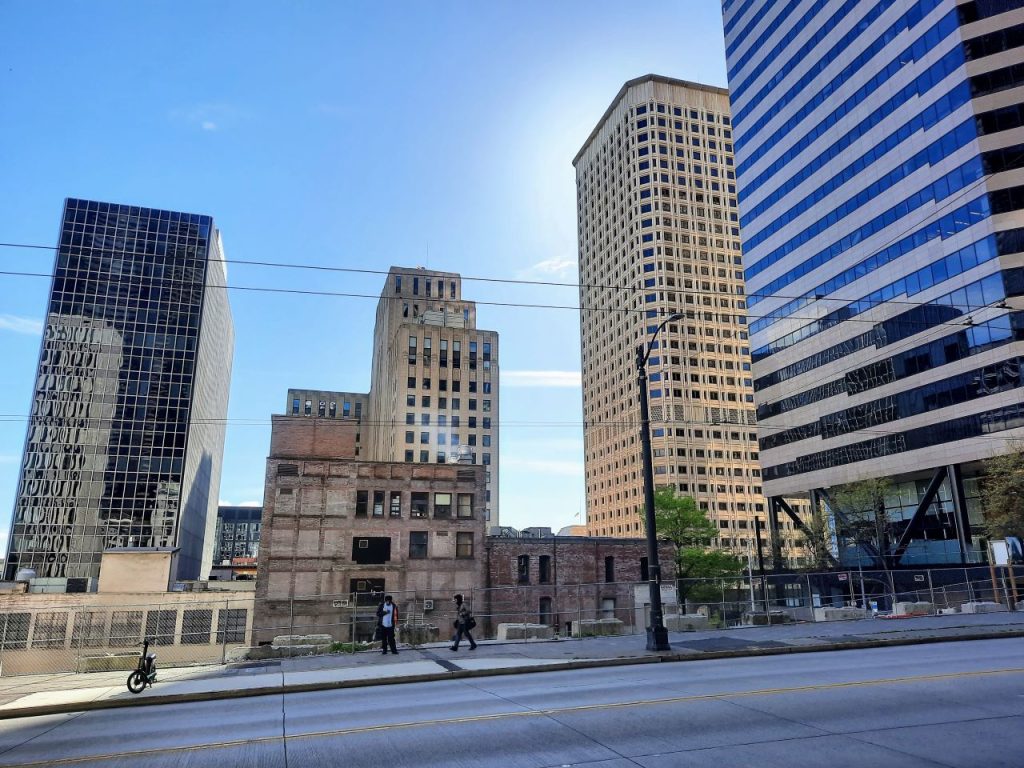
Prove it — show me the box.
[637,312,681,652]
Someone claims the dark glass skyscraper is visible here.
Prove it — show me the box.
[5,198,233,584]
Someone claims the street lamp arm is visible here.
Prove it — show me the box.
[638,312,684,369]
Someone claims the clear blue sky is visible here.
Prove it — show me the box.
[0,1,729,544]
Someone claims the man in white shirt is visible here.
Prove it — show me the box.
[376,595,399,655]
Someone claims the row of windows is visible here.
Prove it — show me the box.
[291,399,363,419]
[393,274,458,299]
[743,80,970,236]
[756,271,1006,392]
[735,2,950,158]
[748,157,984,319]
[754,234,999,357]
[354,490,473,519]
[727,0,857,101]
[764,400,1024,481]
[406,531,474,559]
[758,313,1019,421]
[762,354,1024,451]
[748,138,980,286]
[633,103,729,124]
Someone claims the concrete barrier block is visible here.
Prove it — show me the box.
[960,601,1009,614]
[571,618,625,637]
[664,614,709,632]
[818,607,869,621]
[78,654,137,673]
[495,623,555,641]
[894,602,933,617]
[271,634,334,647]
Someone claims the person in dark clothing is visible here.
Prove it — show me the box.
[376,595,399,655]
[449,593,477,651]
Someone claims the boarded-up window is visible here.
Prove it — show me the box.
[216,609,248,644]
[72,612,107,648]
[32,612,68,649]
[110,611,143,647]
[457,494,473,518]
[182,610,213,645]
[0,614,30,650]
[352,537,391,564]
[145,610,177,645]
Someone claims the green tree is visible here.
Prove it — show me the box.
[651,487,744,603]
[802,504,834,572]
[830,478,894,570]
[979,450,1024,539]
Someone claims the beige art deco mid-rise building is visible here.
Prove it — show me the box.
[368,268,500,526]
[574,75,777,556]
[281,268,500,527]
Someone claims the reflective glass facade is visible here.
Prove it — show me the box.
[5,199,233,582]
[724,1,1024,536]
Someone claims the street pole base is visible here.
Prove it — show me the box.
[646,625,670,651]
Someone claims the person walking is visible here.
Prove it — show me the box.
[449,593,477,651]
[376,595,399,655]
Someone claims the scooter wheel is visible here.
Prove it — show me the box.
[126,670,147,694]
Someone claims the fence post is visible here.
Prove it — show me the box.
[349,593,356,651]
[806,575,814,622]
[927,569,936,610]
[576,582,582,637]
[0,616,8,678]
[288,594,295,638]
[76,612,84,673]
[967,568,976,603]
[221,598,229,665]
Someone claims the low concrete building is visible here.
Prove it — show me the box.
[0,549,254,675]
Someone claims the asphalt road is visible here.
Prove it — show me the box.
[0,638,1020,767]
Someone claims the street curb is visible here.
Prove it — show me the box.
[1,628,1022,720]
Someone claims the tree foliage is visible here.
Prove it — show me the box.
[802,504,834,572]
[979,450,1024,539]
[652,487,743,601]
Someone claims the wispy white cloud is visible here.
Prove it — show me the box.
[219,499,263,508]
[503,370,581,388]
[502,456,584,477]
[170,103,241,132]
[0,314,43,336]
[518,257,577,280]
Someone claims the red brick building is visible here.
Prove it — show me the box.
[481,537,677,635]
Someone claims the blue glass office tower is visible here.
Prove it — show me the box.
[5,199,234,584]
[723,1,1024,565]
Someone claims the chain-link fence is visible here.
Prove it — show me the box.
[0,565,1019,677]
[676,565,1024,628]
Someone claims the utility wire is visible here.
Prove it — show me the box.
[0,266,1001,330]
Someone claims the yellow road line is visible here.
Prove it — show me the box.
[6,666,1023,767]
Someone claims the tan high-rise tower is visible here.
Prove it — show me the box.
[575,75,767,552]
[367,267,500,526]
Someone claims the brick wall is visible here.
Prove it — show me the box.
[269,414,358,460]
[481,537,677,633]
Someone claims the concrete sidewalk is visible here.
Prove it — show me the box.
[0,611,1021,720]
